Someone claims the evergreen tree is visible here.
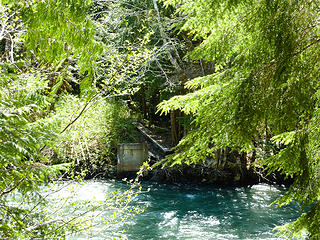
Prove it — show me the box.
[158,0,320,238]
[0,0,103,238]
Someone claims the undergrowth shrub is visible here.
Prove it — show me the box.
[49,94,137,177]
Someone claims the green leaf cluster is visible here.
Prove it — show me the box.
[159,0,320,238]
[49,94,137,177]
[0,63,60,239]
[21,0,103,76]
[0,0,106,238]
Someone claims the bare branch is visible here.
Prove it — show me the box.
[153,0,182,72]
[9,33,14,63]
[26,218,67,232]
[0,178,25,198]
[293,38,320,57]
[59,92,130,135]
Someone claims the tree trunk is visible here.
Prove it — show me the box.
[171,111,178,145]
[141,85,147,119]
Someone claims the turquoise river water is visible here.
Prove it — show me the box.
[47,180,303,240]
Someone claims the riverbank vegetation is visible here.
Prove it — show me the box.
[49,95,137,178]
[0,0,142,238]
[1,0,319,239]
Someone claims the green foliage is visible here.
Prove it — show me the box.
[48,94,137,176]
[1,0,141,238]
[0,64,62,239]
[275,203,320,239]
[93,0,156,89]
[21,0,103,76]
[1,0,104,100]
[92,0,191,124]
[159,0,320,237]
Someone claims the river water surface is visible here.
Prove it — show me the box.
[50,180,302,240]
